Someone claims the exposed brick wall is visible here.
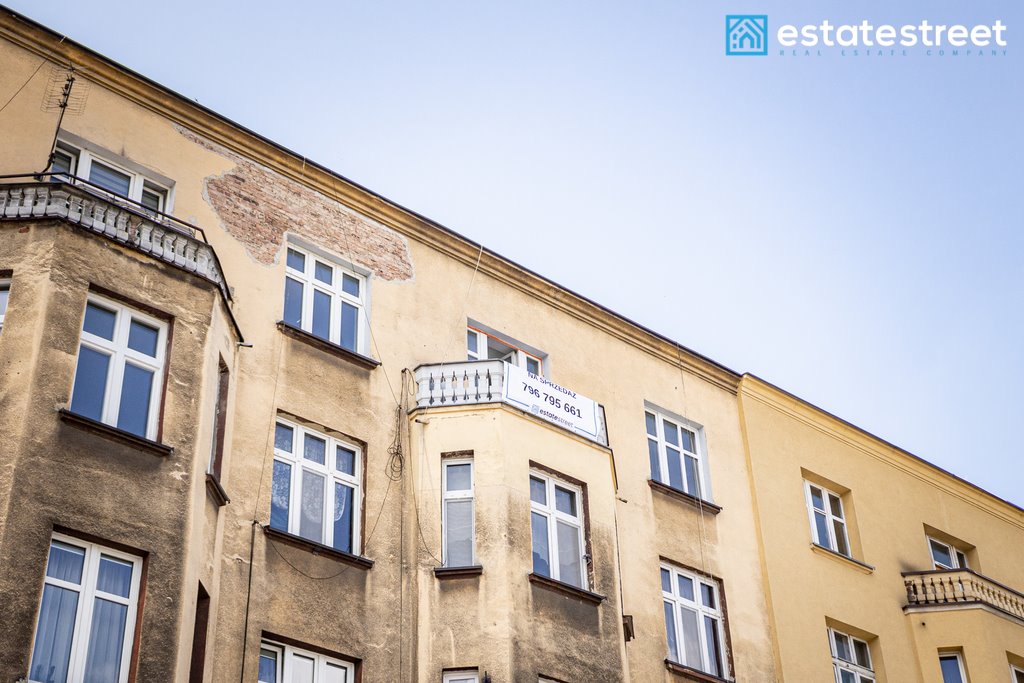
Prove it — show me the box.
[176,126,414,281]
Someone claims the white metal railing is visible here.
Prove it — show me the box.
[904,569,1024,623]
[0,183,228,301]
[413,360,608,446]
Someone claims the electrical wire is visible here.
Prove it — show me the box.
[0,57,46,117]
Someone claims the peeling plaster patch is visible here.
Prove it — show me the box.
[175,125,414,281]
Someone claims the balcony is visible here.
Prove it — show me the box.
[0,177,229,302]
[903,568,1024,625]
[414,360,608,446]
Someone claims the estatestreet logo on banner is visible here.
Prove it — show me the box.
[503,363,600,442]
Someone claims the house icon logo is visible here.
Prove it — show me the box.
[726,15,769,55]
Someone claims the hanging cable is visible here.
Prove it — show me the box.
[0,57,46,117]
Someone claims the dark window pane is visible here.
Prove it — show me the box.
[466,330,477,354]
[648,439,661,482]
[127,320,159,357]
[681,428,695,453]
[809,486,825,511]
[96,556,133,598]
[116,363,154,436]
[140,188,162,211]
[645,412,658,437]
[939,657,964,683]
[700,583,716,609]
[312,289,331,340]
[46,541,85,583]
[661,568,671,593]
[270,461,291,530]
[82,597,128,681]
[70,346,110,421]
[663,421,679,446]
[89,161,131,196]
[342,273,360,297]
[554,486,576,516]
[814,512,831,549]
[274,423,293,452]
[834,520,850,556]
[333,483,354,553]
[340,301,358,351]
[704,615,723,676]
[336,446,356,476]
[283,277,303,326]
[530,477,546,505]
[286,248,305,272]
[829,494,844,519]
[83,303,116,340]
[677,575,694,601]
[664,601,678,662]
[29,584,79,683]
[51,149,75,176]
[314,261,332,285]
[526,357,540,375]
[667,447,683,490]
[531,511,549,576]
[684,455,700,497]
[853,639,870,668]
[258,649,278,683]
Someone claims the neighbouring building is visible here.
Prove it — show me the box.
[0,8,1021,683]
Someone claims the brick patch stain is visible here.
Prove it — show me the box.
[177,126,413,281]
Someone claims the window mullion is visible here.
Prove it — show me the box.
[71,544,100,683]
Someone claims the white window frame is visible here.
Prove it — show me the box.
[258,640,355,683]
[0,279,10,332]
[645,409,708,500]
[661,563,728,678]
[52,141,172,213]
[70,294,168,440]
[283,244,367,354]
[442,671,480,683]
[28,533,143,683]
[927,536,968,570]
[1010,664,1024,683]
[442,459,476,567]
[829,628,875,683]
[467,326,543,375]
[939,652,968,683]
[529,470,586,588]
[271,418,363,554]
[805,481,852,558]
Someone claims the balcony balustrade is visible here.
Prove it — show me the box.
[414,360,608,446]
[903,568,1024,624]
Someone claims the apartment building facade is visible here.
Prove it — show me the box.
[0,8,1020,683]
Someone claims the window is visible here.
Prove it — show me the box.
[282,245,366,354]
[0,279,9,332]
[51,142,171,213]
[939,653,967,683]
[467,326,542,375]
[442,459,475,567]
[28,534,142,683]
[661,564,727,677]
[69,295,168,439]
[530,471,586,588]
[928,536,968,570]
[271,419,362,554]
[805,481,851,557]
[829,628,874,683]
[208,358,230,479]
[645,410,706,499]
[1011,666,1024,683]
[442,671,479,683]
[258,641,355,683]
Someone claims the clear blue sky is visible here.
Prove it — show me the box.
[10,1,1021,504]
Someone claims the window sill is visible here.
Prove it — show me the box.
[664,659,733,683]
[528,572,606,605]
[434,565,484,579]
[262,525,373,570]
[59,409,173,457]
[648,480,722,514]
[277,321,380,370]
[205,474,230,507]
[810,543,874,574]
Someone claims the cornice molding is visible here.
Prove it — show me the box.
[0,10,739,396]
[739,375,1024,528]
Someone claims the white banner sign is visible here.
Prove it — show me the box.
[503,363,601,442]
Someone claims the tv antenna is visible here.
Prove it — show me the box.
[39,64,90,174]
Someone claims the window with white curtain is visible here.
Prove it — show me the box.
[282,245,366,354]
[442,459,475,567]
[270,419,362,554]
[28,534,142,683]
[661,563,727,678]
[69,294,168,439]
[530,470,586,588]
[0,280,10,332]
[258,641,354,683]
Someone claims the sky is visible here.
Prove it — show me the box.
[8,1,1021,504]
